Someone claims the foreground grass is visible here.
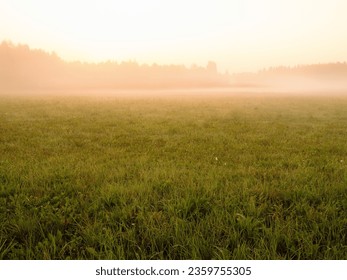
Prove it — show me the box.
[0,92,346,259]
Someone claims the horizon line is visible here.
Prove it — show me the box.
[2,40,347,75]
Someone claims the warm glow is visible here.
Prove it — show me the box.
[1,0,347,72]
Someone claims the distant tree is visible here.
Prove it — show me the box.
[207,61,217,73]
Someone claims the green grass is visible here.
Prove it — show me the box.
[0,92,346,259]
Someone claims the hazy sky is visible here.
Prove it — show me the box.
[1,0,346,72]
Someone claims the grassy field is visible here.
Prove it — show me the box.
[0,91,346,259]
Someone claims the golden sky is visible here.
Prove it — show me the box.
[1,0,346,72]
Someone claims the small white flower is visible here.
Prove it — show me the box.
[340,160,344,163]
[215,157,218,161]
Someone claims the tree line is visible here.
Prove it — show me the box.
[0,41,230,91]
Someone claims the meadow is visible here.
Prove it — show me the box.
[0,91,346,259]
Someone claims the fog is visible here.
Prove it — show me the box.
[1,41,347,98]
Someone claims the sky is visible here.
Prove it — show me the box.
[1,0,347,73]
